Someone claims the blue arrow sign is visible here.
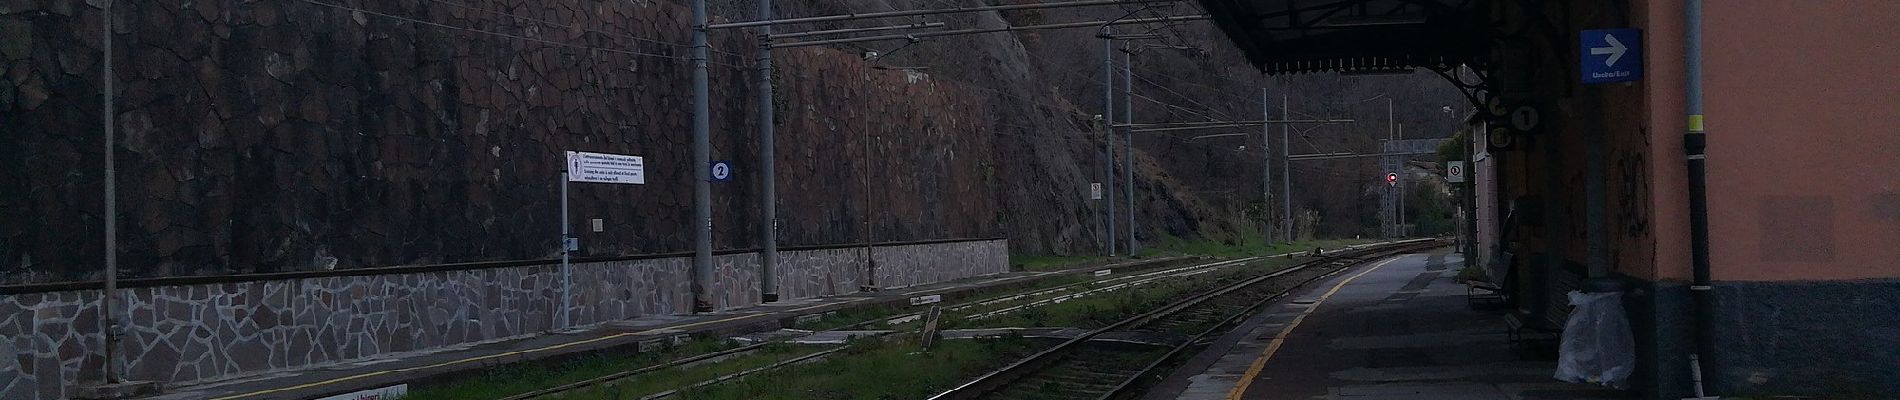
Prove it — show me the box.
[1580,28,1643,84]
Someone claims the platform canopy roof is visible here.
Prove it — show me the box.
[1194,0,1492,74]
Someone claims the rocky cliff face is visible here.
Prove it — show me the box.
[2,0,1453,283]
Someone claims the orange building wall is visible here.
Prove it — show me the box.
[1644,0,1900,282]
[1638,0,1692,283]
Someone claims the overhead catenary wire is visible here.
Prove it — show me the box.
[711,0,1184,29]
[1127,70,1238,120]
[420,0,750,60]
[290,0,756,69]
[772,15,1211,48]
[835,70,1285,153]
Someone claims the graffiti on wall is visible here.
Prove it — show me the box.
[1615,149,1651,238]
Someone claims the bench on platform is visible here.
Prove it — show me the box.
[1503,312,1560,347]
[1466,280,1504,307]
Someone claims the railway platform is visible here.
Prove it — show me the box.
[1147,250,1631,400]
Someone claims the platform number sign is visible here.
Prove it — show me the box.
[1447,161,1466,183]
[710,161,733,182]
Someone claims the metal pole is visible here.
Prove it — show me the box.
[861,98,878,291]
[1390,98,1406,238]
[1122,48,1135,254]
[1464,125,1479,268]
[1398,123,1406,236]
[559,172,571,328]
[1101,36,1116,256]
[690,0,715,313]
[1686,0,1717,391]
[100,0,119,383]
[1260,88,1272,244]
[1280,91,1290,242]
[757,0,779,303]
[710,0,1179,29]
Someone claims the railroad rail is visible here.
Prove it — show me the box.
[927,239,1445,400]
[497,240,1436,399]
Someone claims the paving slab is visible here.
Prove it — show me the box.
[1146,251,1633,400]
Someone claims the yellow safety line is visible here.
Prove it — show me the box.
[1224,255,1404,400]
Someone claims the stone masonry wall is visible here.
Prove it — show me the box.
[0,0,1014,285]
[0,239,1007,400]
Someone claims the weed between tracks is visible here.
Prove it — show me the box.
[947,257,1304,330]
[546,342,830,400]
[405,240,1377,400]
[1011,253,1110,272]
[1014,237,1378,272]
[791,304,909,331]
[1137,235,1380,259]
[400,338,739,400]
[678,335,1051,400]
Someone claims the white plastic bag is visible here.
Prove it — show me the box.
[1554,290,1635,389]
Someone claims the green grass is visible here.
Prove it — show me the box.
[549,343,831,400]
[678,335,1050,400]
[400,338,741,400]
[1134,233,1381,259]
[791,305,908,331]
[1010,253,1109,272]
[1008,235,1379,273]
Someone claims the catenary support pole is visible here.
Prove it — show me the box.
[1261,88,1272,243]
[690,0,714,313]
[861,107,878,291]
[757,0,780,303]
[1386,98,1395,237]
[100,0,119,384]
[1122,48,1135,254]
[1464,124,1479,268]
[1280,91,1291,242]
[1397,123,1406,236]
[559,172,571,328]
[1685,0,1717,392]
[1101,36,1116,256]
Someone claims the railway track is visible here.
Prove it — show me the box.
[927,240,1445,400]
[498,240,1437,400]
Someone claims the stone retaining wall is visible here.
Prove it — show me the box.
[0,239,1007,400]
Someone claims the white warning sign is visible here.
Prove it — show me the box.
[566,151,645,185]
